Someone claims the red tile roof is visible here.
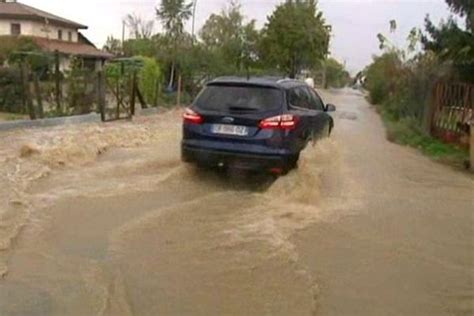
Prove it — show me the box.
[0,2,87,29]
[32,37,113,59]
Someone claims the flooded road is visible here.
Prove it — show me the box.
[0,89,473,315]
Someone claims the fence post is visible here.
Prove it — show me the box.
[470,122,474,173]
[20,62,36,120]
[33,73,44,119]
[116,76,120,119]
[135,84,147,109]
[130,71,137,116]
[177,75,182,107]
[422,81,437,136]
[153,78,160,107]
[54,50,62,113]
[97,70,106,122]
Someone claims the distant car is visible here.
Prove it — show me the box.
[181,77,336,174]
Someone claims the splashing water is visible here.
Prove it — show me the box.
[0,109,355,315]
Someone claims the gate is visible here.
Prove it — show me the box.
[431,82,473,145]
[99,59,148,122]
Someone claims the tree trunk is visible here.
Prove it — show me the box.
[177,75,182,107]
[470,122,474,173]
[33,73,44,118]
[130,70,137,116]
[97,71,106,122]
[422,81,437,136]
[168,61,175,89]
[21,63,36,120]
[54,51,62,113]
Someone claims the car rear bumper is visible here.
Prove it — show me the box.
[181,143,291,171]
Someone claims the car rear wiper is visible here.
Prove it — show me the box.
[228,106,260,112]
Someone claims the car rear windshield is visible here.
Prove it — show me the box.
[194,85,283,112]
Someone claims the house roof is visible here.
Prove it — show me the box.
[32,37,113,59]
[0,1,87,29]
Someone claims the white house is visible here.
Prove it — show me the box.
[0,0,112,71]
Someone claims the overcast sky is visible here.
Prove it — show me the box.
[21,0,452,73]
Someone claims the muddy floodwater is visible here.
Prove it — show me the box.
[0,89,473,315]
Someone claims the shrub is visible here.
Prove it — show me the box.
[0,36,38,64]
[105,56,162,106]
[138,57,161,105]
[65,57,96,115]
[0,67,23,113]
[325,58,351,88]
[365,52,404,104]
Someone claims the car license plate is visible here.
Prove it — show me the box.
[212,124,249,136]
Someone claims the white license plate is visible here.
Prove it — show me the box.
[212,124,249,136]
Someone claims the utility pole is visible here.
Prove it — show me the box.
[121,20,126,56]
[323,25,332,89]
[192,0,198,44]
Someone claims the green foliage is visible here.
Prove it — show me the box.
[0,67,23,113]
[260,0,330,78]
[200,1,259,72]
[105,57,143,79]
[324,58,351,88]
[366,50,450,123]
[445,0,473,31]
[0,37,50,75]
[65,57,96,114]
[1,113,26,121]
[105,56,162,106]
[106,1,340,106]
[156,0,193,38]
[422,0,474,82]
[365,19,469,167]
[124,13,154,39]
[103,36,122,56]
[381,109,468,166]
[114,0,336,97]
[156,0,193,87]
[0,36,39,64]
[365,52,404,105]
[138,57,161,105]
[123,38,158,58]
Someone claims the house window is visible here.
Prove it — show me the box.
[10,23,21,36]
[58,30,63,40]
[68,31,73,42]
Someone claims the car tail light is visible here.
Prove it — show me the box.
[270,167,284,174]
[183,108,203,124]
[259,114,298,130]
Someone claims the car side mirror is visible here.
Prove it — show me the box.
[326,104,336,112]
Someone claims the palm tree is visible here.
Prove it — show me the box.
[156,0,193,88]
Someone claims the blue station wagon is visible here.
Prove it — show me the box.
[181,77,336,174]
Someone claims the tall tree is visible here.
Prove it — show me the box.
[260,0,330,78]
[422,0,474,81]
[124,14,155,40]
[103,36,122,55]
[324,58,351,88]
[445,0,473,30]
[200,1,259,72]
[156,0,193,88]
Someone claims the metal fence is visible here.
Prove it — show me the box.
[431,82,473,146]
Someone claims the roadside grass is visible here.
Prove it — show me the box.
[377,107,469,169]
[0,112,27,121]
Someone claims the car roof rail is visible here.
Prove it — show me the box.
[277,78,295,84]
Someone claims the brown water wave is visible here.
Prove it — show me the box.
[1,114,350,315]
[0,110,182,278]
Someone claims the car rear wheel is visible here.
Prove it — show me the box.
[323,124,331,138]
[283,153,300,174]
